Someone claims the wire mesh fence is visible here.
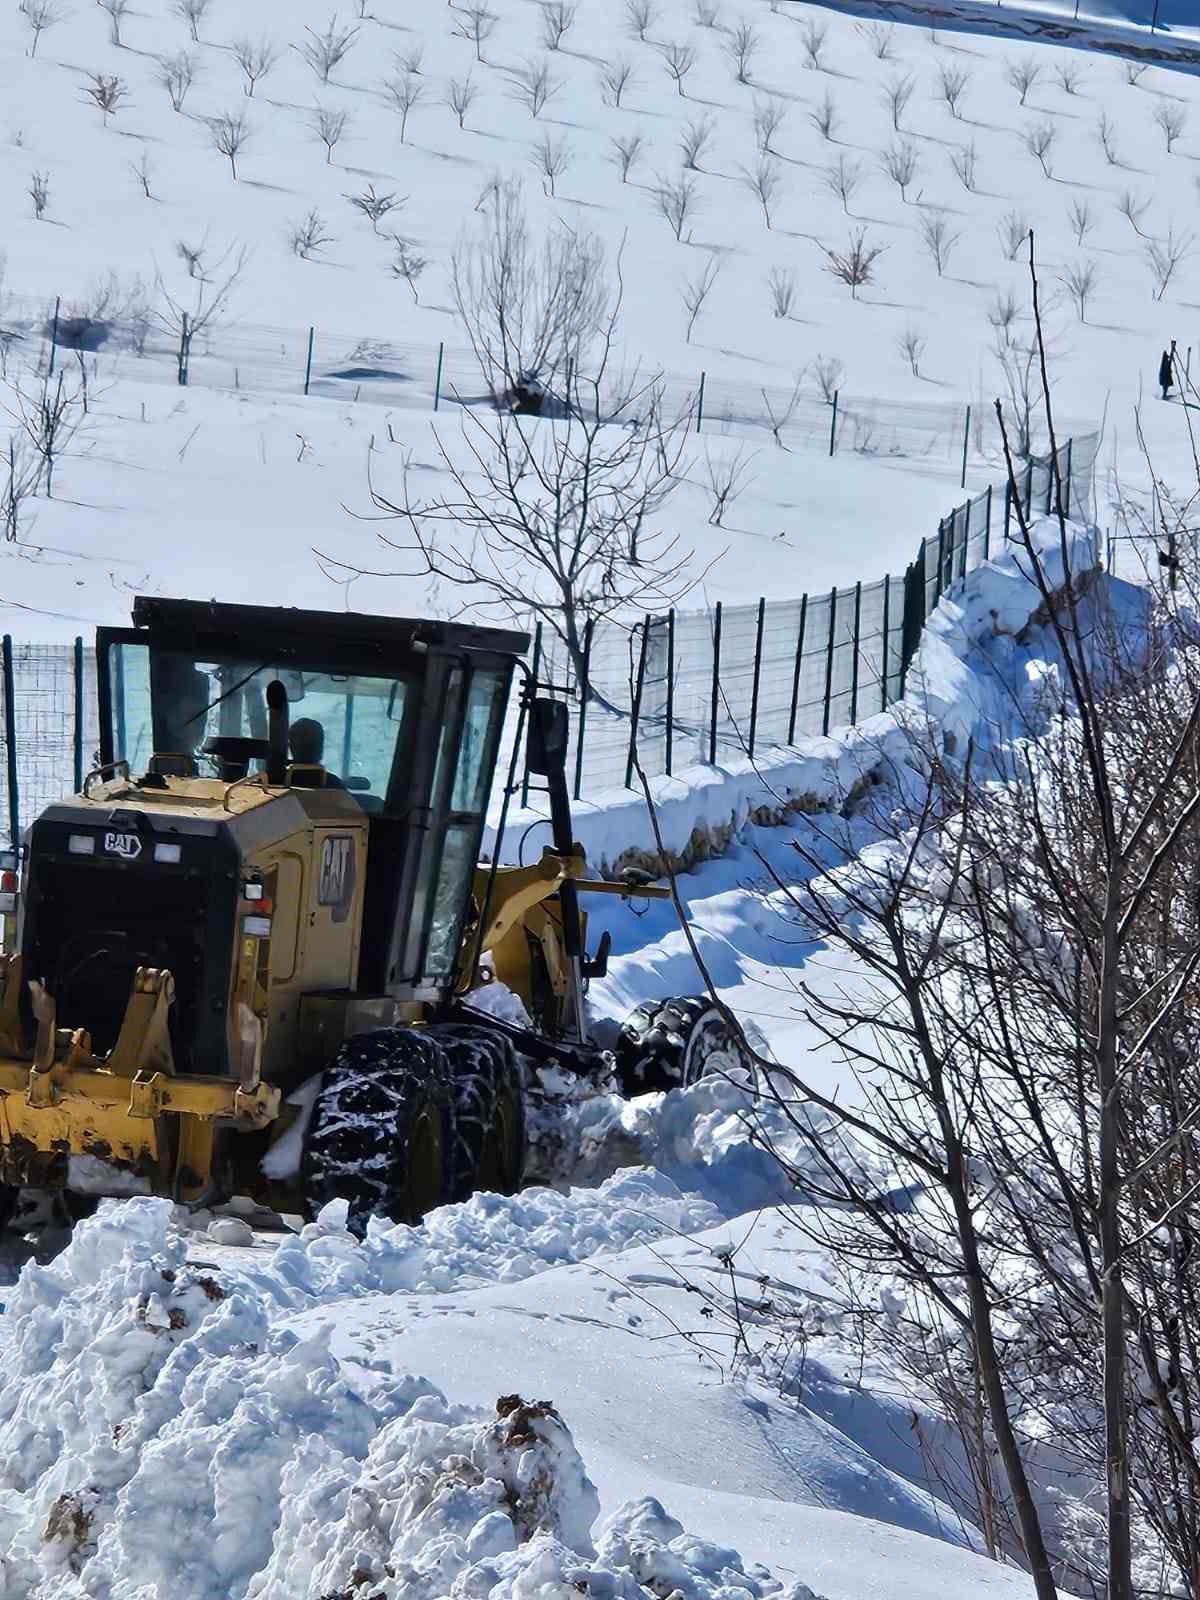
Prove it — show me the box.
[0,432,1097,843]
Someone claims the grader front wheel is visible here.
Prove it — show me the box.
[614,996,754,1096]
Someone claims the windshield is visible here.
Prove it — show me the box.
[110,643,411,801]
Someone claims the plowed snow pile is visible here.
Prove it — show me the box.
[0,1200,820,1600]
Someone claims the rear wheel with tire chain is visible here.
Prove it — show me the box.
[614,996,754,1097]
[430,1024,526,1203]
[301,1027,453,1234]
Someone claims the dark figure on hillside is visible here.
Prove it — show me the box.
[1160,347,1175,400]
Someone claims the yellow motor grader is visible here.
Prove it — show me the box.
[0,597,738,1229]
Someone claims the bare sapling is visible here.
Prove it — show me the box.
[297,16,360,84]
[82,73,130,125]
[1022,119,1057,177]
[289,209,334,259]
[919,210,960,276]
[28,170,49,220]
[347,183,404,234]
[176,237,207,278]
[1058,258,1098,321]
[509,57,558,117]
[948,139,977,191]
[530,129,570,195]
[19,0,64,57]
[824,229,884,299]
[624,0,656,41]
[813,352,841,401]
[154,241,247,385]
[680,255,720,342]
[654,171,699,241]
[309,104,349,163]
[1054,59,1084,94]
[766,266,795,319]
[742,156,783,228]
[1068,196,1094,244]
[172,0,211,42]
[130,151,153,197]
[860,19,894,60]
[209,109,250,177]
[7,365,86,498]
[610,131,644,183]
[1116,188,1150,237]
[453,3,497,62]
[810,88,838,141]
[800,17,827,69]
[898,323,926,376]
[1004,54,1040,105]
[599,59,635,107]
[679,113,714,171]
[661,40,697,97]
[156,49,199,112]
[693,0,720,24]
[759,371,804,445]
[988,287,1020,340]
[937,61,969,119]
[445,74,479,129]
[1153,99,1187,154]
[879,139,919,201]
[1124,59,1147,84]
[385,72,423,141]
[97,0,129,46]
[396,42,424,74]
[702,443,754,526]
[726,21,759,84]
[822,153,862,216]
[882,72,915,132]
[391,240,428,302]
[1145,228,1192,301]
[231,38,278,97]
[998,209,1030,261]
[540,0,577,51]
[753,97,786,155]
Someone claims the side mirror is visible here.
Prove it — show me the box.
[526,697,569,777]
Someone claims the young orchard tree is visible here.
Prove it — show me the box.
[172,0,211,42]
[289,208,334,259]
[879,139,919,201]
[882,72,915,132]
[384,72,423,142]
[753,97,787,156]
[97,0,129,46]
[799,16,827,69]
[231,38,278,97]
[653,171,699,241]
[130,151,153,197]
[758,370,804,446]
[81,72,130,125]
[1116,187,1150,237]
[445,74,479,130]
[297,16,359,84]
[28,170,49,220]
[1153,98,1187,153]
[680,254,720,342]
[998,209,1031,261]
[1145,227,1192,301]
[395,42,424,75]
[660,40,697,97]
[154,242,246,385]
[936,61,969,119]
[540,0,577,51]
[822,153,862,216]
[156,49,199,112]
[988,287,1021,342]
[742,156,784,228]
[766,266,795,319]
[948,140,978,191]
[1054,58,1084,93]
[1005,54,1041,105]
[624,0,656,41]
[509,57,558,117]
[390,240,428,302]
[1096,111,1120,165]
[1068,196,1094,245]
[5,365,87,498]
[1023,119,1057,177]
[725,21,758,85]
[309,105,349,163]
[599,58,635,108]
[347,183,403,235]
[19,0,65,57]
[332,223,696,697]
[693,0,720,26]
[530,129,570,195]
[824,227,884,299]
[175,237,207,278]
[679,113,714,172]
[1124,58,1148,84]
[609,131,644,183]
[1058,257,1099,321]
[810,88,838,141]
[209,109,251,178]
[2,433,40,542]
[813,352,842,402]
[898,323,926,376]
[859,19,894,59]
[702,443,755,527]
[453,3,498,62]
[919,211,960,277]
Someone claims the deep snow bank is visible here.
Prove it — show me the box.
[0,1201,822,1600]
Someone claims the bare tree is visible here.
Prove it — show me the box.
[610,131,644,183]
[654,171,699,241]
[384,71,424,142]
[679,113,714,171]
[810,88,838,141]
[624,0,656,40]
[824,228,884,299]
[1004,54,1040,105]
[599,58,635,108]
[997,210,1030,262]
[1116,187,1150,237]
[725,20,758,84]
[509,57,558,117]
[680,254,720,342]
[309,104,349,163]
[289,209,334,259]
[18,0,65,58]
[445,73,479,129]
[28,170,50,220]
[660,40,697,97]
[2,433,39,542]
[296,16,359,84]
[758,371,804,446]
[390,240,428,302]
[347,183,403,234]
[766,266,795,319]
[882,72,915,132]
[129,150,153,198]
[1022,119,1057,177]
[156,49,199,112]
[879,139,919,201]
[702,443,754,526]
[813,352,842,401]
[530,128,570,194]
[1124,59,1148,84]
[859,19,894,59]
[948,140,978,191]
[919,210,960,277]
[822,153,862,216]
[5,366,86,498]
[1065,196,1093,245]
[1145,227,1193,301]
[540,0,577,50]
[741,155,783,229]
[231,37,278,97]
[96,0,129,45]
[1054,59,1084,93]
[1096,111,1120,165]
[1153,98,1187,153]
[693,0,719,26]
[898,323,926,376]
[154,242,247,385]
[453,2,497,62]
[395,42,424,75]
[1058,257,1099,321]
[81,72,129,125]
[753,96,787,155]
[172,0,211,42]
[175,236,207,278]
[209,108,251,177]
[987,287,1020,341]
[799,16,827,69]
[936,61,970,118]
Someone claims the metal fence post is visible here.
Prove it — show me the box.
[1004,477,1012,540]
[708,601,722,766]
[787,593,808,745]
[665,608,675,778]
[961,404,970,489]
[984,484,992,560]
[434,341,445,411]
[935,520,947,603]
[48,296,61,377]
[625,617,650,790]
[695,371,706,433]
[880,575,891,712]
[829,391,838,457]
[748,597,765,760]
[2,638,17,848]
[303,326,315,395]
[73,636,84,794]
[1064,436,1073,518]
[1024,459,1034,518]
[848,581,863,726]
[520,621,542,809]
[821,587,838,738]
[573,616,594,802]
